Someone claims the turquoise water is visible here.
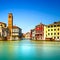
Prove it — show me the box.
[0,40,60,60]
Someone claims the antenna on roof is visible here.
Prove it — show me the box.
[40,18,42,24]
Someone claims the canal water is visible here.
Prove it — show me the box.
[0,40,60,60]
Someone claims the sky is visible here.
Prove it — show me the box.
[0,0,60,33]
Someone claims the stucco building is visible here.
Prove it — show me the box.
[35,23,45,40]
[45,21,60,40]
[25,32,30,39]
[12,26,22,40]
[0,22,8,40]
[30,29,36,40]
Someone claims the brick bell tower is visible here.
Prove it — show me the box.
[8,13,13,40]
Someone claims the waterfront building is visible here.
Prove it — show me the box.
[31,21,60,41]
[30,29,36,40]
[7,13,22,40]
[22,33,26,39]
[45,21,60,40]
[0,13,22,40]
[12,26,22,40]
[30,23,46,40]
[0,22,8,40]
[25,32,30,39]
[35,23,45,40]
[44,25,47,40]
[0,22,6,28]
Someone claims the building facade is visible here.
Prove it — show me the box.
[30,29,36,40]
[30,23,46,40]
[12,26,22,40]
[45,21,60,40]
[35,23,45,40]
[25,32,30,39]
[30,21,60,41]
[0,22,8,40]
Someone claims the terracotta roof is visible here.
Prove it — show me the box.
[0,22,6,25]
[36,23,45,27]
[12,26,20,29]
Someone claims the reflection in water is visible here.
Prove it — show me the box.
[0,40,60,60]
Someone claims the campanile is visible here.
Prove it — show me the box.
[8,13,13,30]
[8,13,13,40]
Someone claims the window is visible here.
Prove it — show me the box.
[58,28,59,31]
[37,30,41,33]
[13,29,19,32]
[48,33,50,35]
[54,29,56,31]
[48,26,50,28]
[51,29,53,31]
[5,25,6,27]
[9,16,11,18]
[58,33,59,35]
[51,25,53,27]
[54,25,56,27]
[48,29,50,31]
[51,33,53,35]
[41,37,42,39]
[54,33,56,35]
[57,25,60,27]
[57,37,59,39]
[0,24,2,26]
[54,37,56,39]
